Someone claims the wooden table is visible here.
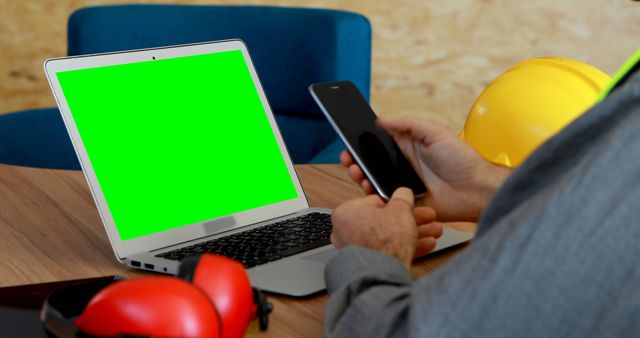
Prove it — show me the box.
[0,163,473,337]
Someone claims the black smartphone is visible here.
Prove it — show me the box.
[309,81,427,200]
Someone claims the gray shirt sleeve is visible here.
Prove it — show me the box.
[324,72,640,338]
[325,206,640,338]
[324,247,413,338]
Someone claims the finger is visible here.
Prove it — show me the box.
[377,117,448,145]
[348,164,366,183]
[417,222,443,239]
[386,187,414,211]
[413,237,437,259]
[340,150,355,167]
[413,206,437,225]
[361,178,375,195]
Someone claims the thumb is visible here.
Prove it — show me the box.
[386,187,414,212]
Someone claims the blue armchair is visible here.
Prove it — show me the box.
[0,108,80,169]
[0,5,371,169]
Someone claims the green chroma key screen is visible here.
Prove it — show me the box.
[56,50,298,240]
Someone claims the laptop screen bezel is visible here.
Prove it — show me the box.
[44,40,310,259]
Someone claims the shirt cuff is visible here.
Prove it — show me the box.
[324,246,413,294]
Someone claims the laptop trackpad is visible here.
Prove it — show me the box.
[248,246,336,297]
[302,247,338,263]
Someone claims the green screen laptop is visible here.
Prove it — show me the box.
[44,40,472,296]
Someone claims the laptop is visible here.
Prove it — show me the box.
[44,40,473,296]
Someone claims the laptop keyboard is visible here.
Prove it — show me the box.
[156,212,332,268]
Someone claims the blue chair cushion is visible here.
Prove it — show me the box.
[0,108,81,169]
[1,5,371,168]
[274,115,340,164]
[309,138,346,164]
[68,5,372,120]
[66,5,371,164]
[0,107,338,168]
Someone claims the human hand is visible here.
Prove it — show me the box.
[331,187,443,268]
[340,116,511,222]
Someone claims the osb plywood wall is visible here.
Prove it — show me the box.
[1,0,639,130]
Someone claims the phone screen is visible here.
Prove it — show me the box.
[310,81,427,199]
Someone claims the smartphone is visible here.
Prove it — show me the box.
[309,81,427,200]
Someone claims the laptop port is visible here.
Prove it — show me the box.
[131,260,141,267]
[144,263,154,270]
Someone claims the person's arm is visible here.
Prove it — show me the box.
[324,187,439,337]
[325,188,629,338]
[324,247,413,338]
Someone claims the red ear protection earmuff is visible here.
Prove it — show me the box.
[75,276,221,337]
[176,254,267,338]
[41,254,272,338]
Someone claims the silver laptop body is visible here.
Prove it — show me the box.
[44,40,472,296]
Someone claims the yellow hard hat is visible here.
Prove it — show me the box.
[460,57,611,167]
